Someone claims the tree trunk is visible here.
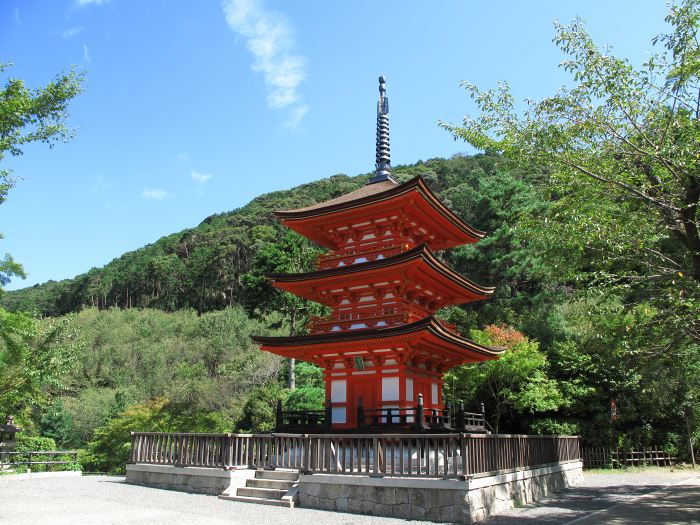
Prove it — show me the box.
[685,407,696,468]
[288,307,297,390]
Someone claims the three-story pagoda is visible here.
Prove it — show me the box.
[253,77,503,430]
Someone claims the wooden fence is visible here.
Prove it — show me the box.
[581,447,677,469]
[0,450,78,470]
[130,432,580,479]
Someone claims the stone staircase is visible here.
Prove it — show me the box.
[219,469,299,507]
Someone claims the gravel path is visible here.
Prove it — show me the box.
[0,475,432,525]
[1,469,697,524]
[482,469,698,524]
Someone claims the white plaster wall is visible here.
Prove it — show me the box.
[382,377,399,401]
[331,380,347,402]
[332,407,346,424]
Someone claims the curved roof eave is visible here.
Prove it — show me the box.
[266,243,494,298]
[251,316,503,359]
[275,176,486,240]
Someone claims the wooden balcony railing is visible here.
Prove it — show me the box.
[357,395,484,432]
[317,243,407,269]
[308,305,430,334]
[130,431,581,479]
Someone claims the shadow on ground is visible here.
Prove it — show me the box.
[482,483,669,525]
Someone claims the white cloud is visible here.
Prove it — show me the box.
[75,0,109,6]
[141,188,170,201]
[191,170,212,184]
[83,45,92,62]
[284,104,308,130]
[223,0,308,124]
[176,152,190,163]
[92,175,112,195]
[61,26,83,39]
[13,7,20,23]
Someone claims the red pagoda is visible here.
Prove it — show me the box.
[253,77,503,431]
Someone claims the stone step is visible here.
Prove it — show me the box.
[254,469,299,481]
[218,494,294,508]
[236,486,288,499]
[247,478,296,490]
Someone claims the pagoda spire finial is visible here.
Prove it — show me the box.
[369,75,394,184]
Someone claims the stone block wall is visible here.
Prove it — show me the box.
[125,464,249,496]
[298,460,583,523]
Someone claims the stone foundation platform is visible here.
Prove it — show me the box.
[126,463,253,496]
[297,460,583,523]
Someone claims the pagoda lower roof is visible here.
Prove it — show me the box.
[275,176,485,250]
[252,316,503,369]
[267,244,493,307]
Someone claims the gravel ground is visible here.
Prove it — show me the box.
[0,475,432,525]
[483,469,698,524]
[0,469,697,525]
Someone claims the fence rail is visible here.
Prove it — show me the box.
[581,447,677,469]
[130,432,580,479]
[0,450,78,469]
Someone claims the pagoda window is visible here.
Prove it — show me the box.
[354,257,368,263]
[431,383,439,405]
[349,323,367,329]
[406,378,414,400]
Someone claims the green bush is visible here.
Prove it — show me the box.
[13,435,57,472]
[529,419,580,436]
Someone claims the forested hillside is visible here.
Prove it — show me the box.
[3,155,520,318]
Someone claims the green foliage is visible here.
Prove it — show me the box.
[0,311,78,417]
[529,419,580,436]
[13,434,57,473]
[441,1,700,346]
[236,384,286,433]
[446,325,565,433]
[285,387,325,412]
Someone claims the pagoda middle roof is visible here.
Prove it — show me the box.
[252,316,504,367]
[267,243,494,307]
[275,176,485,250]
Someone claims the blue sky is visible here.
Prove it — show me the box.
[1,0,668,290]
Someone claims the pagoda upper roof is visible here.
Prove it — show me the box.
[275,176,485,250]
[267,243,493,307]
[251,316,503,368]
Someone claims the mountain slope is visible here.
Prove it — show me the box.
[2,153,519,317]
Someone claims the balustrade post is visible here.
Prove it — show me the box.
[276,399,283,430]
[325,398,333,430]
[445,400,452,429]
[415,394,425,430]
[357,397,365,427]
[457,401,465,430]
[481,402,486,432]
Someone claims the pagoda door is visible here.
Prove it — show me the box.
[349,377,377,427]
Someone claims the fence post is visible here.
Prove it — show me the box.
[457,401,465,430]
[130,432,136,463]
[276,400,283,430]
[415,394,425,430]
[460,433,468,479]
